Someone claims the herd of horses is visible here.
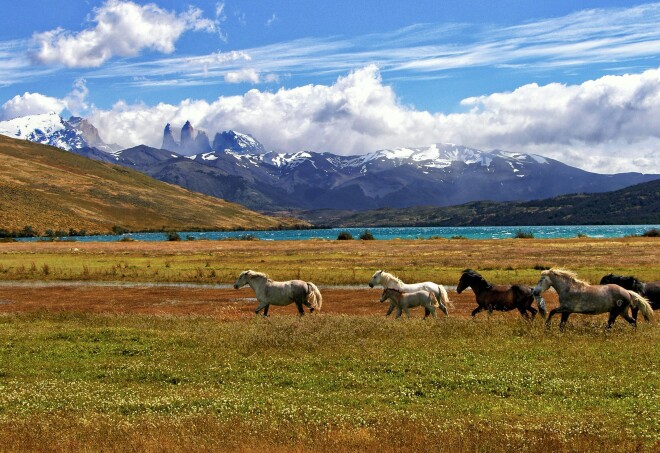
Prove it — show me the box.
[233,269,658,329]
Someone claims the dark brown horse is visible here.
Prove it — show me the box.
[457,269,544,319]
[600,274,660,321]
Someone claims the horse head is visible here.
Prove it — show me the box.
[532,271,553,296]
[379,287,401,303]
[233,270,253,289]
[457,269,489,293]
[369,270,383,288]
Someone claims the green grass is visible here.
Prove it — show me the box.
[0,313,657,451]
[1,237,659,286]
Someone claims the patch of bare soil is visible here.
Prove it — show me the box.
[0,285,560,320]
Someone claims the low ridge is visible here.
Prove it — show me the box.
[0,135,306,235]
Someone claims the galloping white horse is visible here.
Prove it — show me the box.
[233,270,323,316]
[380,288,439,318]
[369,270,450,316]
[533,268,653,329]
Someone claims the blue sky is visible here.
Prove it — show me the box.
[1,1,659,173]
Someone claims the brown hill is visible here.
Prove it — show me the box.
[0,135,306,234]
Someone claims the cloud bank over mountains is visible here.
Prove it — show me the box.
[3,65,659,174]
[84,65,659,174]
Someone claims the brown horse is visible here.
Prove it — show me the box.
[456,269,544,319]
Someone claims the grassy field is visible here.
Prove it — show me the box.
[0,237,658,452]
[1,236,658,286]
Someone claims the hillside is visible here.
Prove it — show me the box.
[299,178,660,227]
[0,135,306,235]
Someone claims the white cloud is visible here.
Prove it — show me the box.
[86,65,660,173]
[0,91,66,120]
[30,0,219,68]
[0,79,90,120]
[224,68,260,84]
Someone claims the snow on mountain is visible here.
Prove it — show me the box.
[0,112,89,150]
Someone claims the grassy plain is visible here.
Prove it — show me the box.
[0,237,658,452]
[1,236,658,285]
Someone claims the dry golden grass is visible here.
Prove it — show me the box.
[0,236,658,285]
[0,135,306,234]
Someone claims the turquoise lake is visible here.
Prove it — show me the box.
[17,225,659,242]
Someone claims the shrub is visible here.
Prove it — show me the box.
[514,230,534,239]
[337,231,353,240]
[166,231,181,241]
[111,225,129,235]
[642,228,659,237]
[359,230,375,240]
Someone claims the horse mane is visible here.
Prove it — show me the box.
[545,268,590,288]
[380,271,404,286]
[243,270,270,280]
[461,269,492,289]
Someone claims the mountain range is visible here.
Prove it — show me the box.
[298,178,660,227]
[1,114,658,213]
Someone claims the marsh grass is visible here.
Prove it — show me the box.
[0,313,657,451]
[0,237,658,285]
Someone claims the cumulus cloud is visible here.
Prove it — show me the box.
[31,0,219,68]
[86,65,660,173]
[0,91,66,120]
[0,79,90,120]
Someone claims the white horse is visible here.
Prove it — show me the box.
[380,288,439,318]
[532,268,653,329]
[369,270,450,316]
[233,270,323,316]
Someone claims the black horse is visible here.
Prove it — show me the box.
[599,274,659,321]
[457,269,544,319]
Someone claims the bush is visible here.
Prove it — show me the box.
[514,230,534,239]
[359,230,375,240]
[642,228,659,237]
[166,231,181,241]
[337,231,353,240]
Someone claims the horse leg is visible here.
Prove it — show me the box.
[395,306,403,318]
[471,305,484,317]
[302,299,314,313]
[620,310,637,327]
[424,307,430,317]
[517,307,531,320]
[263,304,270,316]
[559,312,570,330]
[255,301,269,316]
[630,306,639,322]
[545,308,559,328]
[527,306,537,319]
[386,301,396,317]
[295,301,305,316]
[429,304,437,319]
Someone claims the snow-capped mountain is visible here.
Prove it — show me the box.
[161,122,264,155]
[107,136,658,211]
[0,112,88,150]
[1,114,657,211]
[0,112,120,153]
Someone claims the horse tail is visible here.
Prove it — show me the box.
[437,285,454,309]
[306,282,323,312]
[628,290,653,322]
[430,292,439,308]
